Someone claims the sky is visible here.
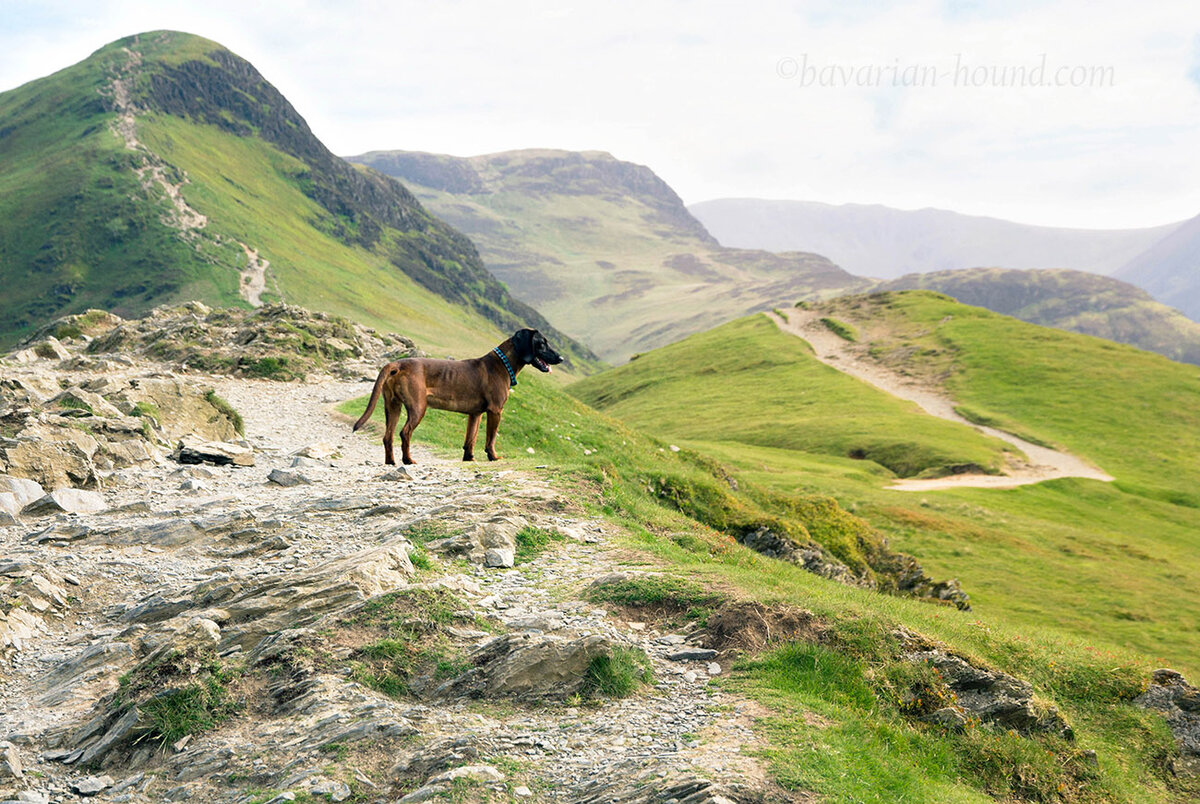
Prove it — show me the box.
[2,0,1199,229]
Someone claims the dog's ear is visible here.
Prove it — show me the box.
[512,329,535,363]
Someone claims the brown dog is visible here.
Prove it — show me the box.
[353,329,564,465]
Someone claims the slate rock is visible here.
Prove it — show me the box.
[21,489,106,516]
[667,648,718,662]
[268,469,311,487]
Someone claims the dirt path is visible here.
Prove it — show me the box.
[769,310,1113,491]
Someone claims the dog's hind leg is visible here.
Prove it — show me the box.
[400,401,426,465]
[383,402,400,466]
[484,409,502,461]
[463,413,482,461]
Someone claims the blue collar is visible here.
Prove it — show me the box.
[493,347,518,387]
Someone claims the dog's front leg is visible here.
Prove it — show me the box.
[484,409,502,461]
[463,413,482,461]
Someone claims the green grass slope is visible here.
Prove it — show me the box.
[341,365,1189,802]
[0,31,598,368]
[567,294,1200,682]
[345,149,865,362]
[876,267,1200,366]
[569,314,1016,479]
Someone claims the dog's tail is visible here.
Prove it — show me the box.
[353,364,395,431]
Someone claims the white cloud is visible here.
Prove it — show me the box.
[1,0,1198,228]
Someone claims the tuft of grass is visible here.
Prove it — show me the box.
[138,676,238,745]
[820,316,858,341]
[204,389,245,435]
[584,647,654,698]
[408,546,432,571]
[586,574,722,614]
[57,396,94,414]
[514,525,566,564]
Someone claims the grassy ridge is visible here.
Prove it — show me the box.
[827,292,1200,501]
[340,376,1183,801]
[0,45,242,341]
[564,297,1200,680]
[134,113,501,359]
[569,314,1016,479]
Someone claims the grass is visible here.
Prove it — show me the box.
[820,315,858,341]
[336,587,485,699]
[115,646,240,747]
[584,647,654,698]
[513,525,566,564]
[204,389,244,435]
[570,315,1014,479]
[565,300,1200,680]
[585,573,723,613]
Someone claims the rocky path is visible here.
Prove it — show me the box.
[1,362,781,803]
[769,310,1113,491]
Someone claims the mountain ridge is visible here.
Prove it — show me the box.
[0,31,598,367]
[347,148,863,362]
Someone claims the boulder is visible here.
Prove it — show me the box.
[2,437,99,491]
[31,337,70,361]
[0,476,45,508]
[268,469,311,487]
[112,379,239,442]
[436,632,611,701]
[1135,669,1200,777]
[426,514,526,566]
[293,442,337,460]
[22,489,107,516]
[174,441,255,467]
[0,741,22,779]
[49,389,123,419]
[903,648,1072,739]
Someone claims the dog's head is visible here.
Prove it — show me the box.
[512,329,564,373]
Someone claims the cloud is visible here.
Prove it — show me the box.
[1,0,1198,228]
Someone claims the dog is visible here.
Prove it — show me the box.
[353,329,564,465]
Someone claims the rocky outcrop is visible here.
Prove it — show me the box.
[1135,669,1200,777]
[897,629,1072,740]
[436,633,612,701]
[424,513,527,569]
[571,774,762,804]
[0,560,74,660]
[0,341,249,492]
[87,301,419,380]
[123,539,415,651]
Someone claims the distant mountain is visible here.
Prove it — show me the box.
[875,268,1200,366]
[346,149,862,362]
[1114,213,1200,321]
[688,198,1181,280]
[0,31,596,367]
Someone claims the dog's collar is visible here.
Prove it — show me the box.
[493,347,518,388]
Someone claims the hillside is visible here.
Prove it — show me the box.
[0,31,597,368]
[345,149,863,362]
[875,267,1200,365]
[688,198,1181,280]
[1115,212,1200,321]
[2,301,1197,801]
[570,293,1200,686]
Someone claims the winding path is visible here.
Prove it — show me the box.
[768,310,1113,491]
